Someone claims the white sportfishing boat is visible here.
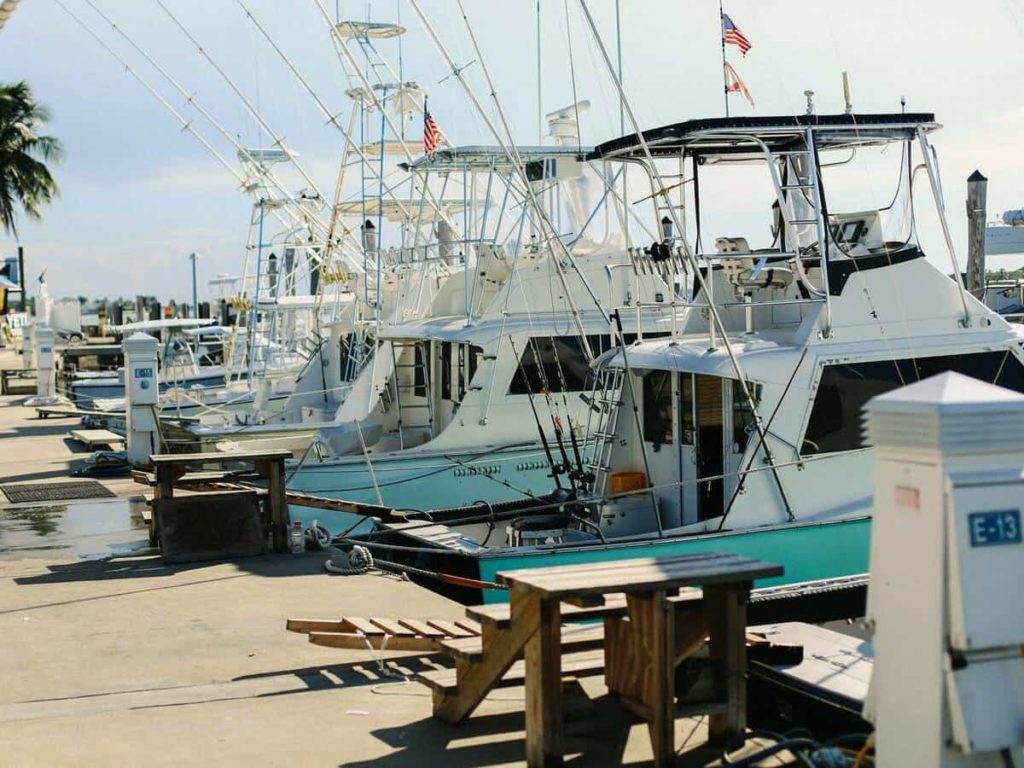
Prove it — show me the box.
[342,110,1024,604]
[284,138,685,529]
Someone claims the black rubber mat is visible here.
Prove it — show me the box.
[0,480,116,504]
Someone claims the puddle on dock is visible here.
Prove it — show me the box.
[0,498,150,561]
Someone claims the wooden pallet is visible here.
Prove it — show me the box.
[286,616,483,653]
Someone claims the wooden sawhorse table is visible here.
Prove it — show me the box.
[148,449,292,552]
[498,552,782,767]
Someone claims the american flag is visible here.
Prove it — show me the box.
[423,102,441,159]
[725,63,755,107]
[722,13,752,56]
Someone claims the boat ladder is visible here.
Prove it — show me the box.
[584,367,626,497]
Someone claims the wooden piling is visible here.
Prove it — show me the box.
[966,170,987,300]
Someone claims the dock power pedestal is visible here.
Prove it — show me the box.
[124,332,160,467]
[24,326,64,407]
[864,371,1024,767]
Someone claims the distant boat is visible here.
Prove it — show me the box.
[985,209,1024,254]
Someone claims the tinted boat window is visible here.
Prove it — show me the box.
[643,370,674,445]
[414,343,431,398]
[732,380,758,453]
[509,336,592,394]
[507,333,675,396]
[440,342,452,400]
[803,350,1024,455]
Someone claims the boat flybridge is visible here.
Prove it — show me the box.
[342,111,1024,604]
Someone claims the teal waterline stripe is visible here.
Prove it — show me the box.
[477,517,871,604]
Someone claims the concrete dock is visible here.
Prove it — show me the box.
[0,348,738,767]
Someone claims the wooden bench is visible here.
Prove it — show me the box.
[427,552,782,768]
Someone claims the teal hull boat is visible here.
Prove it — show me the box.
[349,508,872,606]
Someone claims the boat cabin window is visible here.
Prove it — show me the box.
[414,342,431,398]
[508,336,592,394]
[680,374,695,445]
[507,332,673,397]
[732,380,760,454]
[440,342,453,400]
[803,350,1024,455]
[338,332,369,382]
[458,344,484,400]
[642,371,673,445]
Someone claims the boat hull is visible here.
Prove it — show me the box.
[287,443,564,534]
[356,515,871,606]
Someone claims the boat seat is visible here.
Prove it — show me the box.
[720,257,794,290]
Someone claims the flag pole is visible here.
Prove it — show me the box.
[719,0,729,117]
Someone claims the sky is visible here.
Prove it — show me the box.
[2,0,1024,303]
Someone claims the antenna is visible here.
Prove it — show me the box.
[842,71,852,114]
[900,95,907,113]
[804,90,816,116]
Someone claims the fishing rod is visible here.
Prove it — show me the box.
[508,336,565,491]
[523,336,578,494]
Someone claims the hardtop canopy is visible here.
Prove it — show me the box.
[587,112,939,162]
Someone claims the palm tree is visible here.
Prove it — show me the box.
[0,81,61,237]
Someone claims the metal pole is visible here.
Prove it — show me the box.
[536,0,542,144]
[615,0,623,134]
[966,170,988,301]
[917,126,972,326]
[189,252,198,320]
[615,0,628,246]
[17,245,25,312]
[719,0,729,118]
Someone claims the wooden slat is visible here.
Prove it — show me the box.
[453,619,482,635]
[369,617,416,637]
[286,618,347,634]
[397,618,446,638]
[426,619,475,638]
[342,617,387,636]
[308,632,439,652]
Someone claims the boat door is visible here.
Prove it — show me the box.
[640,370,682,528]
[678,373,699,523]
[693,374,724,521]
